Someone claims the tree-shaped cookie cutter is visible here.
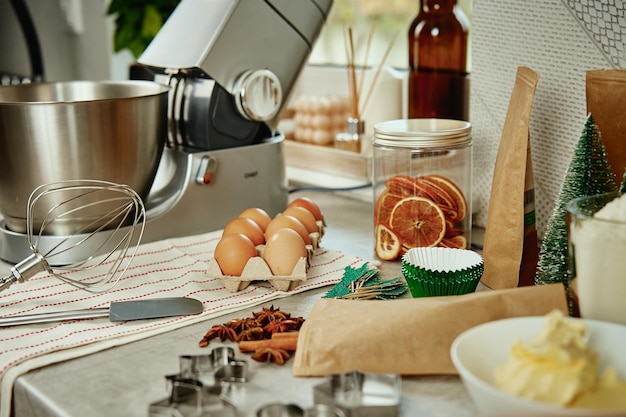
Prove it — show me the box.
[148,347,249,417]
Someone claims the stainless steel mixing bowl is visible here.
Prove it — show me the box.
[0,80,169,234]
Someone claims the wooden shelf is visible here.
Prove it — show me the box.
[284,140,371,182]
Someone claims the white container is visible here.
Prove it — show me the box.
[567,192,626,325]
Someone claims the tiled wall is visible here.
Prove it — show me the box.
[470,0,622,237]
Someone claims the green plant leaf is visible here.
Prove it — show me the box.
[142,5,164,39]
[107,0,180,58]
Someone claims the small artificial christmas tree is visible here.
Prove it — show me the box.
[536,114,616,285]
[621,168,626,194]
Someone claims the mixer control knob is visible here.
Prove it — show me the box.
[196,156,217,185]
[234,69,282,122]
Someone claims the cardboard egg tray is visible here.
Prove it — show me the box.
[206,224,324,292]
[315,219,325,238]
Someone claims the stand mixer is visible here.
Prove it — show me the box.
[0,0,333,264]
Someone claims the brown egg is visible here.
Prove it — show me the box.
[288,197,323,221]
[238,207,272,232]
[265,214,311,245]
[214,233,257,276]
[263,228,307,276]
[281,206,318,234]
[223,217,265,245]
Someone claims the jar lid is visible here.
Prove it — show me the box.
[373,119,471,148]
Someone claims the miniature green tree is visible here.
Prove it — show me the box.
[535,114,616,285]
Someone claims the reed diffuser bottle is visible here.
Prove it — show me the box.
[408,0,470,121]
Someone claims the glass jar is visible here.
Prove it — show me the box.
[372,119,472,261]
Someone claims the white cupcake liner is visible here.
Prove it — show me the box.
[403,247,482,272]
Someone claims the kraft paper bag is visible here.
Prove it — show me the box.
[292,283,568,377]
[481,67,540,289]
[586,70,626,181]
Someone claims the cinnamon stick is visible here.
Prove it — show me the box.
[238,332,299,353]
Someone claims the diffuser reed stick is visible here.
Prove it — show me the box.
[359,30,399,117]
[342,25,398,120]
[336,25,398,153]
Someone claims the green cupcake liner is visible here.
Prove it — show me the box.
[401,247,484,298]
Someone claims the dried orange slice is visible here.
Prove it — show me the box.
[444,220,464,238]
[375,190,402,225]
[386,175,440,202]
[375,223,402,261]
[389,196,446,248]
[425,175,467,222]
[385,176,418,198]
[418,176,457,212]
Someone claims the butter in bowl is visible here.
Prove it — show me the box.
[401,247,484,297]
[450,311,626,416]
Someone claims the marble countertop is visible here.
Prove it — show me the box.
[7,189,478,417]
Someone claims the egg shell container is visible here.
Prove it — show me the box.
[206,226,323,293]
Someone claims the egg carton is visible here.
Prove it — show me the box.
[315,219,326,239]
[206,242,316,292]
[207,220,325,292]
[206,256,307,292]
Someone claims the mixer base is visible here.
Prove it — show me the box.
[0,221,141,266]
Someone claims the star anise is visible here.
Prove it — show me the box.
[224,317,259,334]
[291,316,306,328]
[237,326,265,342]
[250,347,291,365]
[253,305,290,326]
[198,324,238,347]
[263,318,302,337]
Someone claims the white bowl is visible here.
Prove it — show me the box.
[450,316,626,416]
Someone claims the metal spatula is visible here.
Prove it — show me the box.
[0,297,203,327]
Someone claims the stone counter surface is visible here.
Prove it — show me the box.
[7,190,478,417]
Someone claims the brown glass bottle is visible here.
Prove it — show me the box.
[408,0,470,121]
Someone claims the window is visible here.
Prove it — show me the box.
[309,0,473,70]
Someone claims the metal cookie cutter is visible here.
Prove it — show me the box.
[313,371,401,417]
[177,347,248,386]
[256,402,346,417]
[149,347,250,417]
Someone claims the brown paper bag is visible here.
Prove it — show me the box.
[481,67,539,289]
[292,284,567,377]
[586,70,626,182]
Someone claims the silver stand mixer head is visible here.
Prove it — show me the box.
[137,0,333,151]
[131,0,334,239]
[141,0,331,118]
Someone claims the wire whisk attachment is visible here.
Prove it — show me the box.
[0,180,146,293]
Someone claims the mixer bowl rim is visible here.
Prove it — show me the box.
[0,80,170,105]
